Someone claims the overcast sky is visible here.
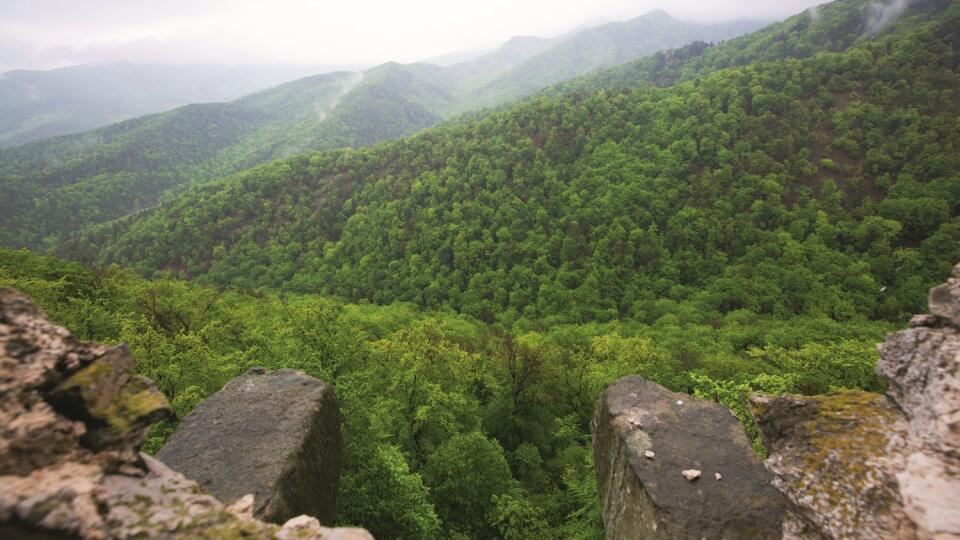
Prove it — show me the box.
[0,0,827,72]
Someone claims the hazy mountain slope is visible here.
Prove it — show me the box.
[0,63,341,148]
[420,49,489,66]
[463,10,763,109]
[0,71,360,248]
[446,35,559,82]
[316,63,456,145]
[70,0,960,324]
[556,0,954,93]
[0,10,766,251]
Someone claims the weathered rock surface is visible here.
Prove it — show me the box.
[0,287,372,539]
[592,375,785,539]
[751,263,960,540]
[751,391,913,539]
[927,264,960,328]
[157,367,343,525]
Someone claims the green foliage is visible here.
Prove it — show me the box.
[338,425,442,539]
[71,1,959,330]
[488,492,551,540]
[1,2,957,538]
[0,247,900,539]
[422,432,513,537]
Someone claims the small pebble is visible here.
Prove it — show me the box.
[644,450,656,460]
[681,469,701,481]
[715,473,722,481]
[676,400,684,406]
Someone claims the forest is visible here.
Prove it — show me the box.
[1,0,959,538]
[0,10,754,252]
[0,246,889,539]
[71,0,960,327]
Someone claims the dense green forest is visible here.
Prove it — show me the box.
[0,247,890,538]
[74,0,960,327]
[0,11,756,251]
[2,0,959,538]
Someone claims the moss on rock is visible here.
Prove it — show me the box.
[52,348,170,449]
[751,391,912,538]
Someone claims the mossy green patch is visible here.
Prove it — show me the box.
[55,358,170,435]
[175,517,275,539]
[792,391,902,520]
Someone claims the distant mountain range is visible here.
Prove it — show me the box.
[0,62,361,148]
[450,10,762,110]
[59,0,959,320]
[0,10,764,249]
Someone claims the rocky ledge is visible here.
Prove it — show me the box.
[751,264,960,539]
[593,263,960,540]
[0,287,372,539]
[592,376,785,539]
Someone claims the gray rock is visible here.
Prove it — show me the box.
[928,262,960,327]
[751,263,960,540]
[592,376,785,539]
[750,391,913,539]
[158,368,342,525]
[876,271,960,539]
[0,287,372,539]
[0,286,171,478]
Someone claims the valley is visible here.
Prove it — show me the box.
[0,10,761,250]
[1,0,958,538]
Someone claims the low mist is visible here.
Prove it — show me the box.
[0,0,825,72]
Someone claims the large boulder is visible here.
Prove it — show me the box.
[0,287,371,539]
[751,263,960,540]
[592,375,785,539]
[157,367,342,525]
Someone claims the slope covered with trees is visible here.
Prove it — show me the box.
[556,0,953,93]
[0,71,361,249]
[0,10,758,251]
[75,0,960,329]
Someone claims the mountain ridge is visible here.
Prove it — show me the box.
[0,9,762,250]
[65,0,960,325]
[0,62,353,148]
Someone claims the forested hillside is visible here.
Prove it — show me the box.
[74,0,960,329]
[3,0,959,538]
[0,71,361,249]
[556,0,951,93]
[0,10,757,251]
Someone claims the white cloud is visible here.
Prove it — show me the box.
[0,0,828,70]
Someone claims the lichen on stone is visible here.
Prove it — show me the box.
[55,357,170,434]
